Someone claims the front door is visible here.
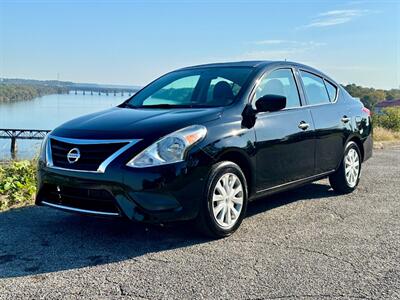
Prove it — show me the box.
[253,68,316,191]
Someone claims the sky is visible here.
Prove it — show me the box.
[0,0,399,89]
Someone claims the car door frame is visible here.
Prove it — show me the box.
[292,66,339,107]
[248,64,318,194]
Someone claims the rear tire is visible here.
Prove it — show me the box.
[329,141,362,194]
[195,161,248,238]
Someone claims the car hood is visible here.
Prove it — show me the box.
[51,107,223,140]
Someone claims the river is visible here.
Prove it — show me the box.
[0,92,129,160]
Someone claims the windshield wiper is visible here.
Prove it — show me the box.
[120,102,139,109]
[122,103,217,109]
[139,104,193,109]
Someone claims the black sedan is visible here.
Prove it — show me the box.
[36,61,373,237]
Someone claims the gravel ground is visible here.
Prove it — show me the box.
[0,146,399,300]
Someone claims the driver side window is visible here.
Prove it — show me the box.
[254,69,301,109]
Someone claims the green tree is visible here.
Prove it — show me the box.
[343,84,397,109]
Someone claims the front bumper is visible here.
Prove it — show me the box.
[36,159,209,223]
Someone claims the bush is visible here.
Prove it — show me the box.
[373,107,400,132]
[0,160,37,210]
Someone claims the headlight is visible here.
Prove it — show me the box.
[39,133,53,166]
[127,125,207,168]
[39,134,50,162]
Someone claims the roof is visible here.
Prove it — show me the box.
[375,99,400,108]
[179,60,275,70]
[177,60,339,85]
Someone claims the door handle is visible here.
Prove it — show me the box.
[341,116,350,123]
[298,121,309,130]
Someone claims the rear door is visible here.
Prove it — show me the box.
[297,69,347,173]
[253,68,316,191]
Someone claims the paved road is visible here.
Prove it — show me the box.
[1,146,399,299]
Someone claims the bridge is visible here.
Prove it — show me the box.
[70,85,139,97]
[72,89,136,96]
[0,129,50,159]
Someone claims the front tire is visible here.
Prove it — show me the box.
[329,141,362,194]
[195,161,248,238]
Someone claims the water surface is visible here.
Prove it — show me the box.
[0,92,128,160]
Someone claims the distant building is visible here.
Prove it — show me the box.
[374,99,400,114]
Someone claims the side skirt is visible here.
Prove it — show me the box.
[249,170,335,201]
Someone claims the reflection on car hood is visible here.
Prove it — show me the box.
[51,107,223,140]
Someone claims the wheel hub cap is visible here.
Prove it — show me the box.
[345,148,360,187]
[212,173,243,229]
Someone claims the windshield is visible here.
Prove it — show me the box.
[123,67,253,108]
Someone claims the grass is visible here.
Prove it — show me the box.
[373,126,400,142]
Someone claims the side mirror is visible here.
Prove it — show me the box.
[255,94,286,112]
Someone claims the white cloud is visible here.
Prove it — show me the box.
[305,17,353,27]
[319,9,366,17]
[301,9,376,29]
[253,40,287,45]
[252,40,326,47]
[239,40,326,60]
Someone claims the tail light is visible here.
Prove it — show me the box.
[362,107,371,116]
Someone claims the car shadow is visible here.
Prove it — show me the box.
[0,182,335,278]
[247,181,336,217]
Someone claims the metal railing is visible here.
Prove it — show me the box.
[0,128,50,159]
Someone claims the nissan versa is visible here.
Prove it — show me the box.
[36,61,373,237]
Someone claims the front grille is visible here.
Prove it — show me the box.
[50,138,128,171]
[41,184,120,214]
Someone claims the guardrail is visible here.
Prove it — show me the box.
[0,129,50,159]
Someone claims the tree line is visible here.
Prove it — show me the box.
[342,84,400,109]
[0,84,69,103]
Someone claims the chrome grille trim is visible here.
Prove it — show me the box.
[46,135,140,173]
[48,136,135,145]
[41,201,120,216]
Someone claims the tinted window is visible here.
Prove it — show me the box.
[325,80,337,102]
[255,69,301,108]
[125,67,253,108]
[300,71,330,105]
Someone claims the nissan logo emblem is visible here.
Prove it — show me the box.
[67,148,81,164]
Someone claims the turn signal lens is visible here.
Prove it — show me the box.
[184,132,204,144]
